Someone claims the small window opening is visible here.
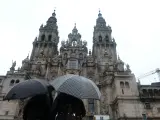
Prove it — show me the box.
[154,89,159,96]
[120,81,124,88]
[148,89,153,97]
[16,79,20,83]
[41,34,45,41]
[125,82,130,88]
[10,80,15,86]
[105,36,109,41]
[0,79,2,83]
[142,89,148,96]
[145,102,151,109]
[48,35,52,41]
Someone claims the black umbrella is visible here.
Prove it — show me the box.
[4,79,54,100]
[50,74,101,100]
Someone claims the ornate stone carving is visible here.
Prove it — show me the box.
[10,61,16,71]
[126,64,131,72]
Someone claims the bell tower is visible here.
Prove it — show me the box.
[30,10,59,61]
[92,11,117,63]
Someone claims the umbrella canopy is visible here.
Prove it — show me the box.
[4,79,54,100]
[50,74,101,100]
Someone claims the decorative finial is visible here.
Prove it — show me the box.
[52,9,56,17]
[98,9,102,17]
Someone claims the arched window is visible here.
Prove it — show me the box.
[148,89,153,97]
[48,35,52,41]
[41,34,45,41]
[10,79,15,86]
[125,82,130,88]
[99,36,102,42]
[105,36,109,41]
[120,81,124,88]
[16,79,20,83]
[142,89,148,96]
[154,89,158,96]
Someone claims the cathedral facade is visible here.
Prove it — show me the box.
[0,10,160,120]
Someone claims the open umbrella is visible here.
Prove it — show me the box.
[4,79,54,100]
[50,74,101,100]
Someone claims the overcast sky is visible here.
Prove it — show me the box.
[0,0,160,84]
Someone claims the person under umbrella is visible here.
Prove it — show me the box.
[3,79,54,120]
[23,94,51,120]
[50,93,86,120]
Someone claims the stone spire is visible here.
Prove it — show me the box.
[98,10,102,17]
[31,9,59,60]
[72,23,78,34]
[96,10,106,27]
[92,10,116,62]
[47,10,57,24]
[39,10,58,34]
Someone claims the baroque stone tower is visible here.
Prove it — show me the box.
[1,10,160,120]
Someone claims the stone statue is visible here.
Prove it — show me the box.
[83,41,87,46]
[73,41,76,46]
[10,61,16,71]
[126,64,131,72]
[40,24,43,29]
[104,49,108,56]
[34,37,37,42]
[61,40,65,47]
